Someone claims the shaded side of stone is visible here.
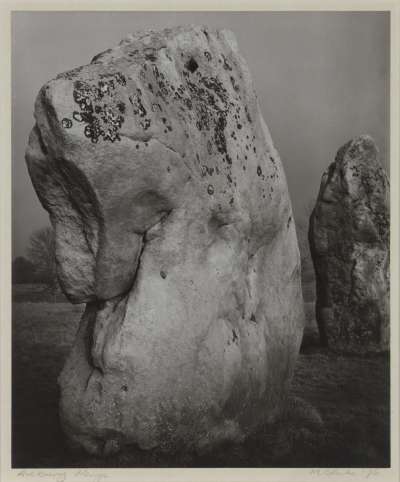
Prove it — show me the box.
[309,135,389,352]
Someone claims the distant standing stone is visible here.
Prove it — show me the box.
[309,135,389,351]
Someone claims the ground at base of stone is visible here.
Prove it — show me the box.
[12,288,390,468]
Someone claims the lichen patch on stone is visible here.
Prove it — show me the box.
[68,72,127,143]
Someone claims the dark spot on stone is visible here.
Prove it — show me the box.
[185,57,199,73]
[232,329,238,342]
[253,146,256,153]
[136,144,139,149]
[151,103,162,112]
[229,197,234,205]
[129,92,147,117]
[207,184,214,195]
[121,385,128,392]
[117,102,126,113]
[61,118,72,128]
[237,123,242,130]
[162,117,167,124]
[230,76,240,92]
[250,313,257,323]
[245,105,252,123]
[257,166,262,176]
[84,125,92,138]
[160,270,167,279]
[214,115,227,154]
[73,111,83,122]
[287,216,292,228]
[227,174,232,184]
[145,53,157,62]
[115,72,126,86]
[167,166,171,172]
[204,51,212,61]
[184,97,193,110]
[222,54,232,71]
[140,119,151,130]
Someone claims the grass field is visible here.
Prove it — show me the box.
[12,283,390,468]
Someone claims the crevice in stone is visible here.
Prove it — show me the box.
[120,132,183,158]
[122,236,146,304]
[120,133,152,143]
[120,133,198,183]
[82,302,101,374]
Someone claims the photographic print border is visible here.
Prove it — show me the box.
[1,1,399,481]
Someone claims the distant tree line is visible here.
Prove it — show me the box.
[13,226,58,293]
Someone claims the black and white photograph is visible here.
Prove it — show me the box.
[2,6,398,479]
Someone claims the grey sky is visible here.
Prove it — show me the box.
[12,11,390,258]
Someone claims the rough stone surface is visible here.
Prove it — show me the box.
[309,135,389,351]
[26,25,304,455]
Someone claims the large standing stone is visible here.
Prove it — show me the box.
[26,25,304,455]
[309,135,389,351]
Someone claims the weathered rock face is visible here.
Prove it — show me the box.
[309,135,389,351]
[26,25,304,455]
